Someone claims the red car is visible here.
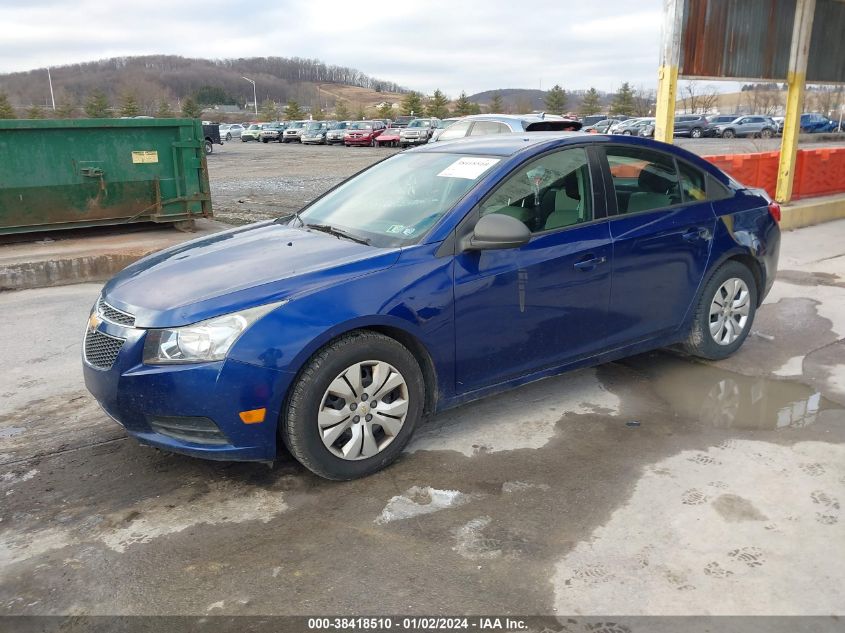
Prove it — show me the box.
[344,120,387,146]
[374,125,401,147]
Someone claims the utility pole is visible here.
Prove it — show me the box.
[47,67,56,111]
[242,76,258,116]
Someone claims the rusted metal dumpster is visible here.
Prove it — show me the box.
[0,118,212,234]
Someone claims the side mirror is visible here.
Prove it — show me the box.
[462,213,531,251]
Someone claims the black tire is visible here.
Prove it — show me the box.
[682,261,758,360]
[623,130,632,136]
[204,140,213,155]
[761,128,773,139]
[281,331,425,480]
[226,133,232,141]
[262,138,268,143]
[690,127,703,139]
[241,137,247,142]
[721,129,736,139]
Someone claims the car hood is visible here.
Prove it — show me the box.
[101,221,401,328]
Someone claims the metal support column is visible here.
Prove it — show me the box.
[654,0,685,143]
[777,0,816,203]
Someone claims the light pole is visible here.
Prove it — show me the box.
[47,67,55,111]
[242,76,257,116]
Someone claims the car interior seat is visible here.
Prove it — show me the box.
[626,166,675,213]
[543,171,584,230]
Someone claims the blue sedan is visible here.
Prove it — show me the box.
[83,133,781,479]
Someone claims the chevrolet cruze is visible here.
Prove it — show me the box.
[83,133,780,480]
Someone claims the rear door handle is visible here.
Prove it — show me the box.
[682,227,711,242]
[573,255,607,271]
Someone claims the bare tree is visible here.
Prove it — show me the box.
[632,85,655,116]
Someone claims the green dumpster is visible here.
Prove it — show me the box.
[0,118,212,235]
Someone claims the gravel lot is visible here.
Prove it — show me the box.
[207,135,845,226]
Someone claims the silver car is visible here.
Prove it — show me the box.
[398,118,441,147]
[715,115,777,139]
[326,121,354,144]
[434,114,581,142]
[220,123,244,141]
[301,121,334,145]
[282,121,308,143]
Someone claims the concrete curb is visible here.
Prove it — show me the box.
[781,194,845,230]
[0,220,228,292]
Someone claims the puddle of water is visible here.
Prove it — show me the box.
[0,426,25,438]
[621,352,843,430]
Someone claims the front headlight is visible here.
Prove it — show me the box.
[143,302,284,364]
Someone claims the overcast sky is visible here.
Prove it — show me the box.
[0,0,666,95]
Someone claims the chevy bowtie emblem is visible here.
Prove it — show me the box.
[88,313,101,330]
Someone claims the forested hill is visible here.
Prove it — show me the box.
[0,55,408,111]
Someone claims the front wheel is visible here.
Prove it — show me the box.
[690,127,703,138]
[281,331,425,480]
[721,129,736,139]
[623,130,633,136]
[682,261,758,360]
[760,128,773,139]
[226,133,232,141]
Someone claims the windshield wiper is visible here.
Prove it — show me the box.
[306,223,371,245]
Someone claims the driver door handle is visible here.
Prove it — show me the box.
[573,255,607,271]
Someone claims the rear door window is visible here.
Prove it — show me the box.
[438,121,472,141]
[604,146,681,214]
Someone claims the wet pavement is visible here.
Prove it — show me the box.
[1,220,844,616]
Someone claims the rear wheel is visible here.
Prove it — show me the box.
[623,130,633,136]
[226,132,232,141]
[690,127,703,138]
[761,128,773,139]
[682,261,757,360]
[281,332,425,480]
[204,140,213,154]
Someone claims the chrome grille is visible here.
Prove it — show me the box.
[84,329,125,369]
[98,298,135,327]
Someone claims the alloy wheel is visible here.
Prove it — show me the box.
[709,278,751,345]
[318,360,409,460]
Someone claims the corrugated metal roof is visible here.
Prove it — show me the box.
[678,0,845,84]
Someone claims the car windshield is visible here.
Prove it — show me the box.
[294,153,500,247]
[350,122,374,130]
[409,119,431,128]
[305,122,325,131]
[289,122,305,129]
[248,125,262,130]
[333,122,350,129]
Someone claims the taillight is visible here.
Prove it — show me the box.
[767,201,781,223]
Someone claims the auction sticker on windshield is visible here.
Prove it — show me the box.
[437,157,500,180]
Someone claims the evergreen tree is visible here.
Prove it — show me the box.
[311,104,325,121]
[0,93,17,119]
[181,97,203,119]
[579,88,602,116]
[400,91,423,116]
[489,93,504,113]
[355,105,368,120]
[453,91,473,116]
[334,100,351,120]
[425,90,450,118]
[544,84,567,115]
[119,93,140,117]
[26,104,44,119]
[376,102,393,120]
[55,98,76,118]
[283,99,303,120]
[610,82,635,117]
[468,102,482,115]
[260,99,278,120]
[156,99,173,118]
[84,90,111,118]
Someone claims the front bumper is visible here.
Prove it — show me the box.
[344,136,374,145]
[82,319,293,462]
[301,135,326,144]
[400,135,427,144]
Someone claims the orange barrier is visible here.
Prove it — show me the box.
[702,148,845,201]
[703,152,779,199]
[793,148,845,199]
